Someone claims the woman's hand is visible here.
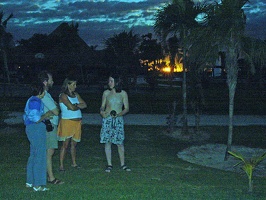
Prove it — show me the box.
[37,110,54,123]
[110,110,117,118]
[100,111,109,118]
[44,110,54,118]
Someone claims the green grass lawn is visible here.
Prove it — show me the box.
[1,125,266,200]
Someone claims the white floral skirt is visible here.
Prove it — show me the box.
[100,116,124,145]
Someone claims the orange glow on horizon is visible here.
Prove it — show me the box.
[140,54,183,73]
[162,66,171,73]
[163,55,183,73]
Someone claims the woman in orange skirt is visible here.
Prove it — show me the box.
[57,76,87,171]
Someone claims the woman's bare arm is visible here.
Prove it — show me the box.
[117,91,129,117]
[100,90,109,118]
[75,92,87,109]
[59,93,79,111]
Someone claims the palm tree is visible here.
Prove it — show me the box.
[202,0,250,160]
[139,33,163,91]
[167,36,180,73]
[228,151,266,193]
[0,11,13,83]
[104,30,140,88]
[242,37,266,89]
[183,0,265,159]
[154,0,205,134]
[167,35,180,87]
[139,33,163,68]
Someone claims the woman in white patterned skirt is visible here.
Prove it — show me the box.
[100,74,131,173]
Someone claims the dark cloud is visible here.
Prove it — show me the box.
[1,0,265,50]
[243,0,266,39]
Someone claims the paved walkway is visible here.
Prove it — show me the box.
[4,112,266,126]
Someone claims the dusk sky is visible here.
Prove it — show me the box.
[1,0,265,49]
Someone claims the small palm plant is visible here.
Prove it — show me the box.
[228,151,266,193]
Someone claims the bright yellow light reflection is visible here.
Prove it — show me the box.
[140,53,183,73]
[174,63,183,72]
[163,55,183,73]
[162,67,171,73]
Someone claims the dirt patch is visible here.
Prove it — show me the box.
[177,143,266,177]
[164,128,211,143]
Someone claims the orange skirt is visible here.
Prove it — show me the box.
[57,119,82,142]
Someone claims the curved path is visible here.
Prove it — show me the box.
[4,112,266,126]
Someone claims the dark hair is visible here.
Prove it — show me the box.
[109,73,122,93]
[61,76,77,95]
[31,81,45,96]
[38,70,51,83]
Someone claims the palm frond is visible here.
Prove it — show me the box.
[250,152,266,166]
[228,151,246,163]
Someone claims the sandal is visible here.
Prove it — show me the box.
[71,165,81,169]
[33,186,49,192]
[59,168,66,172]
[48,178,64,185]
[105,165,113,173]
[26,183,33,188]
[121,165,131,172]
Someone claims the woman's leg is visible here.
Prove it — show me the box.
[117,144,125,166]
[26,140,34,185]
[47,148,55,181]
[105,142,112,166]
[26,124,47,186]
[33,133,47,186]
[70,139,78,166]
[60,139,70,170]
[117,144,131,171]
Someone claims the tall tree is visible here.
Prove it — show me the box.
[186,0,266,156]
[167,35,180,74]
[205,0,249,160]
[104,30,140,88]
[242,37,266,89]
[0,11,13,83]
[139,33,163,68]
[186,0,252,160]
[139,33,163,92]
[154,0,205,134]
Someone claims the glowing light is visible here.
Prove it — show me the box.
[163,55,183,73]
[142,54,183,73]
[162,67,171,73]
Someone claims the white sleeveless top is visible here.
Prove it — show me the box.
[60,95,82,119]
